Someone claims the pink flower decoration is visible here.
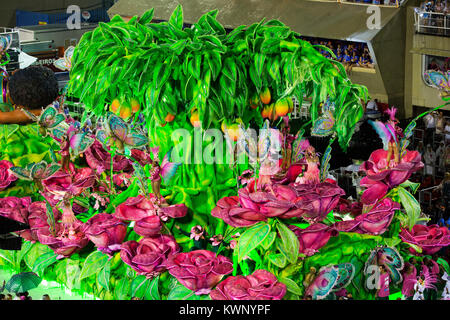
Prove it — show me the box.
[399,224,450,255]
[134,216,162,237]
[0,196,31,224]
[114,195,157,221]
[120,235,180,277]
[360,149,423,188]
[289,223,339,256]
[82,213,127,255]
[210,269,286,300]
[334,198,400,235]
[37,221,89,258]
[84,140,133,175]
[0,160,17,191]
[293,182,345,223]
[166,250,233,295]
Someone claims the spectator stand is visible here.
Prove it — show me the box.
[339,0,404,7]
[414,1,450,37]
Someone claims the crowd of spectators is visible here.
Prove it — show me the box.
[416,0,449,36]
[427,56,450,72]
[407,110,450,225]
[301,37,375,72]
[344,0,400,6]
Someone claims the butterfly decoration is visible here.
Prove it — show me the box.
[0,35,11,53]
[45,199,57,237]
[9,161,61,190]
[237,119,278,168]
[311,99,336,137]
[151,146,181,185]
[291,129,310,164]
[319,141,333,182]
[67,124,94,160]
[305,265,339,299]
[97,112,148,155]
[53,46,74,71]
[364,246,404,285]
[305,263,355,300]
[424,69,450,96]
[21,103,67,137]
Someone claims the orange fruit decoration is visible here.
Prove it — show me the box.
[260,87,271,105]
[249,94,259,109]
[110,99,121,114]
[130,98,140,113]
[275,98,290,117]
[190,110,200,127]
[165,113,175,122]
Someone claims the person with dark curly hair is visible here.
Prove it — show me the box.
[0,65,59,124]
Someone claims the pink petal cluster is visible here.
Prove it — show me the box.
[0,160,17,191]
[120,235,180,277]
[399,224,450,255]
[36,220,89,258]
[0,196,31,224]
[212,184,310,228]
[359,149,423,205]
[82,213,127,255]
[288,223,339,256]
[165,250,233,295]
[293,182,345,223]
[333,198,400,235]
[113,195,187,237]
[210,269,286,300]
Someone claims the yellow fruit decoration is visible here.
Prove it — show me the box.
[130,98,140,113]
[190,111,200,127]
[165,113,175,122]
[260,87,271,105]
[110,99,121,114]
[249,94,259,109]
[275,98,290,117]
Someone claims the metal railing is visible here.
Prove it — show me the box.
[414,9,450,36]
[339,0,403,6]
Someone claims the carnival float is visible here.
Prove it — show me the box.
[0,5,449,300]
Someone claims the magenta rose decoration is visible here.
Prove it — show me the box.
[0,160,17,190]
[334,198,399,235]
[114,195,157,221]
[159,204,188,220]
[360,149,423,188]
[84,140,133,174]
[42,167,95,205]
[359,178,389,206]
[399,224,450,255]
[210,269,286,300]
[19,202,61,242]
[82,213,127,255]
[37,221,89,258]
[166,250,233,295]
[134,216,162,237]
[211,196,267,228]
[120,235,180,277]
[0,196,32,224]
[288,223,339,256]
[212,184,306,228]
[293,182,345,223]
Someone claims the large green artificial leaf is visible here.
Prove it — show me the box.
[24,243,53,270]
[279,277,303,296]
[397,186,422,230]
[115,277,132,300]
[237,222,271,262]
[79,250,109,281]
[131,275,160,300]
[32,251,58,276]
[167,281,201,300]
[97,259,111,291]
[276,221,299,264]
